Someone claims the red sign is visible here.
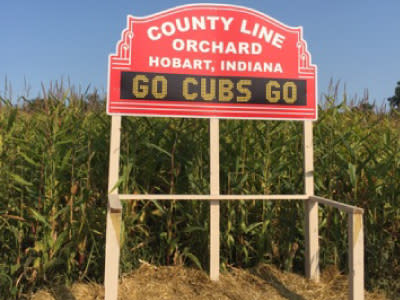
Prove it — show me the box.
[107,4,317,120]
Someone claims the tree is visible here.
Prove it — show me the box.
[388,81,400,110]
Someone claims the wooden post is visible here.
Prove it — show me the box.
[304,120,320,281]
[105,116,122,300]
[209,118,220,281]
[349,212,364,300]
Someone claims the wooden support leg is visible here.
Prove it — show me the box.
[304,120,320,282]
[105,116,122,300]
[349,212,364,300]
[209,118,220,281]
[104,208,122,300]
[305,199,320,281]
[210,200,220,281]
[104,205,122,300]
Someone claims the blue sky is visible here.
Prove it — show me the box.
[1,0,399,107]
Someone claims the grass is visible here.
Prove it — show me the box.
[30,263,388,300]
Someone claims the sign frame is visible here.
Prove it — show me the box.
[104,4,364,300]
[107,3,318,120]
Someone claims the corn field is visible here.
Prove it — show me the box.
[0,84,399,299]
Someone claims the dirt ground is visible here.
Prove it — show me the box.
[31,263,387,300]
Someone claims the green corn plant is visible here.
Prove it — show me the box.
[1,83,400,299]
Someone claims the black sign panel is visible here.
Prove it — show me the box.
[121,72,306,106]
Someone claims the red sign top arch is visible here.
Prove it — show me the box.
[107,4,317,120]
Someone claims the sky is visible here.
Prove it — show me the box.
[1,0,399,107]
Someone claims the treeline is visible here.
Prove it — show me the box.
[0,87,399,299]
